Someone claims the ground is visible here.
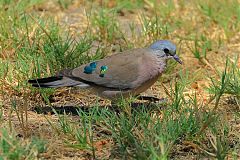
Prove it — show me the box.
[0,0,240,159]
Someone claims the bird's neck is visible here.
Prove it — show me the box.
[156,58,167,74]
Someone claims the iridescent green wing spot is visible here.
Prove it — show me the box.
[99,65,108,77]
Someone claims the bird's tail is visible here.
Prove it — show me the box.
[28,76,88,88]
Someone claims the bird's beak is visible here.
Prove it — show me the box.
[173,54,182,64]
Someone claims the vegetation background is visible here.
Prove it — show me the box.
[0,0,239,159]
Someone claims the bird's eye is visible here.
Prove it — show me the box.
[163,48,170,54]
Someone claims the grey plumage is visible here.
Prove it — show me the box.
[28,40,182,100]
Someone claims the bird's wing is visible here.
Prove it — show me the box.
[61,48,161,90]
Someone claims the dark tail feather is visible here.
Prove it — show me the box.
[28,76,63,84]
[28,76,82,88]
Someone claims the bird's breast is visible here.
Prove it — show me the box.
[133,74,160,95]
[132,58,166,94]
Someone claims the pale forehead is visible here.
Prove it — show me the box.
[149,40,176,51]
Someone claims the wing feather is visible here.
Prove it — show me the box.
[61,48,160,90]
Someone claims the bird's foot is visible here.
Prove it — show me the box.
[137,95,167,103]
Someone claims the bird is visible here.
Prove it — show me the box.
[28,40,182,101]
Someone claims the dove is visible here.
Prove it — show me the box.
[28,40,182,101]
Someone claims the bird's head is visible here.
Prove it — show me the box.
[149,40,182,64]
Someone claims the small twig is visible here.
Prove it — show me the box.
[161,83,174,102]
[183,141,216,157]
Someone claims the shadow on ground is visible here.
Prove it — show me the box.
[31,101,167,116]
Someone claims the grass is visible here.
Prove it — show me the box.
[0,0,240,159]
[197,0,240,39]
[0,128,46,159]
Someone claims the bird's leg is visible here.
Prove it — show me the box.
[110,99,131,113]
[110,100,117,107]
[110,100,122,112]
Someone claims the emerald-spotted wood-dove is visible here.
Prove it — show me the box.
[28,40,182,100]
